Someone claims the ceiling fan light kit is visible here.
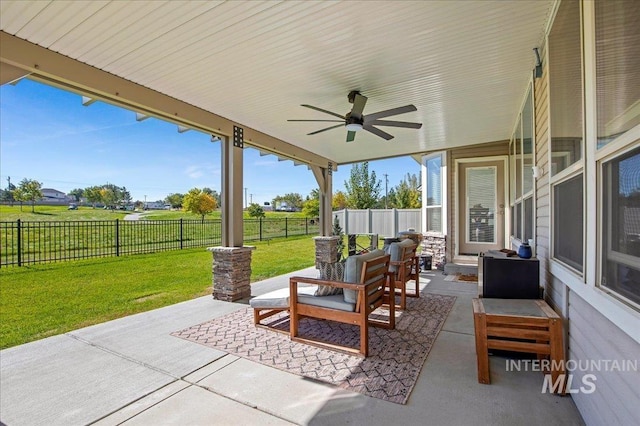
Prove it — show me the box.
[288,91,422,142]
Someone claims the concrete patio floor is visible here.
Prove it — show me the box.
[1,268,584,426]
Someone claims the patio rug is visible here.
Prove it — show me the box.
[171,293,456,404]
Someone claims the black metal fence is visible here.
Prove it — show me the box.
[0,217,319,267]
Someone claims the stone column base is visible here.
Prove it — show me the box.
[313,236,340,266]
[208,246,255,301]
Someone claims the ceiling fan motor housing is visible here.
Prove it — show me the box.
[345,111,364,126]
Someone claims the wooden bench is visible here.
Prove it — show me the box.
[472,298,566,394]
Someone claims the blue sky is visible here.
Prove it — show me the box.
[0,79,420,204]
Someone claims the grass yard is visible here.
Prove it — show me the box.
[0,204,129,221]
[0,205,308,222]
[0,235,315,349]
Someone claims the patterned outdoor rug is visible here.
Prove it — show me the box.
[172,293,456,404]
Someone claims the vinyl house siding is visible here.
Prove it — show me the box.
[567,293,640,425]
[530,6,640,424]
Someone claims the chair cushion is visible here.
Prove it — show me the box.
[385,238,416,260]
[385,238,416,273]
[315,261,345,296]
[343,249,386,303]
[299,293,355,312]
[249,286,317,309]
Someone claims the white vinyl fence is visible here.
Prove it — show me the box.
[332,209,421,237]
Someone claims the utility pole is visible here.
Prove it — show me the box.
[250,194,253,204]
[383,173,389,209]
[144,195,147,210]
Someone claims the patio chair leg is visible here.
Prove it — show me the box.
[360,315,369,357]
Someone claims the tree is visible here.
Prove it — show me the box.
[165,193,184,209]
[16,178,43,212]
[302,189,320,218]
[344,162,381,209]
[100,187,118,210]
[332,215,345,261]
[84,186,103,208]
[393,173,421,208]
[202,187,221,207]
[376,187,397,209]
[183,188,217,221]
[120,186,132,204]
[247,202,265,218]
[68,188,84,202]
[0,180,16,205]
[332,190,348,210]
[272,193,303,210]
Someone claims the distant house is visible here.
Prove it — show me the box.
[41,188,70,201]
[145,201,166,210]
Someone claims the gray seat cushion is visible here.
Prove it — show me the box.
[250,285,355,312]
[249,286,317,309]
[299,293,355,312]
[343,249,386,303]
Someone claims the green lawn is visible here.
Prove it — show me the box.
[0,205,308,222]
[0,235,315,349]
[0,205,130,221]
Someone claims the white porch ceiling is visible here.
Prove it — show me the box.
[0,0,553,165]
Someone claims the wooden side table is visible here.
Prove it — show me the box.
[472,298,566,394]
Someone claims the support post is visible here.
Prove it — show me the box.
[211,128,254,301]
[311,163,333,236]
[221,131,244,247]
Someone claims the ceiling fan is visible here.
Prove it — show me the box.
[288,91,422,142]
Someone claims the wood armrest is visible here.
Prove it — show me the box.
[289,276,362,291]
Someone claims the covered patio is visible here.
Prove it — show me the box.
[1,1,638,424]
[0,269,583,425]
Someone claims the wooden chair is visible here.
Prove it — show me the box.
[388,242,419,310]
[289,253,394,357]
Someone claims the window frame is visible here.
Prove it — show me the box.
[422,151,447,235]
[596,129,640,310]
[509,83,536,247]
[548,0,586,278]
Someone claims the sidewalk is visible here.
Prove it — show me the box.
[0,268,584,425]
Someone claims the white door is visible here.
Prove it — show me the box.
[458,160,506,255]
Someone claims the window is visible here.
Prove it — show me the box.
[425,154,443,232]
[548,0,584,273]
[466,166,496,243]
[595,0,640,148]
[601,146,640,306]
[595,0,640,308]
[553,174,584,272]
[549,0,583,175]
[510,87,534,242]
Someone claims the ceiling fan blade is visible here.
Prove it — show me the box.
[368,119,422,129]
[364,104,417,122]
[346,131,356,142]
[301,104,345,119]
[350,93,368,119]
[363,125,394,140]
[308,124,344,135]
[288,119,344,122]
